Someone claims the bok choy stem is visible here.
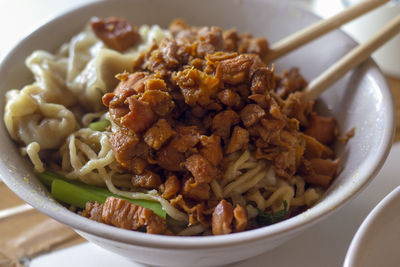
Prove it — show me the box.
[38,171,166,219]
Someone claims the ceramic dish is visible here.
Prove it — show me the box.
[344,186,400,267]
[0,0,394,266]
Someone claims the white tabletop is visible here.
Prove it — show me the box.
[1,1,399,266]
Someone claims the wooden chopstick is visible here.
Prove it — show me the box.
[265,0,390,62]
[0,204,34,220]
[305,14,400,100]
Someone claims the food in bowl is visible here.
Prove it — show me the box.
[4,17,341,236]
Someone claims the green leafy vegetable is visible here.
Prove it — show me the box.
[38,171,166,219]
[256,200,288,226]
[89,119,111,131]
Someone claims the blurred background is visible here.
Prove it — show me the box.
[0,0,399,76]
[303,0,400,77]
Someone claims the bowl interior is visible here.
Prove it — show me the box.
[0,0,394,249]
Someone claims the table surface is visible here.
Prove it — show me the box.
[0,1,399,266]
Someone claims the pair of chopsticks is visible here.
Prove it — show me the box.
[265,0,400,100]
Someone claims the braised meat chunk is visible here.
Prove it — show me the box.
[182,177,211,201]
[217,89,242,109]
[83,197,165,234]
[240,104,266,128]
[160,173,181,199]
[156,142,186,171]
[215,54,262,85]
[97,18,343,236]
[82,201,104,222]
[91,17,141,52]
[140,90,175,117]
[131,170,162,189]
[226,126,249,154]
[184,154,218,183]
[251,67,276,95]
[199,135,223,166]
[276,68,307,99]
[233,205,248,232]
[304,113,338,144]
[212,200,234,235]
[301,158,340,188]
[144,119,175,150]
[174,68,220,107]
[212,110,240,139]
[211,200,249,235]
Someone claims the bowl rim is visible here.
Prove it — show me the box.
[0,0,395,250]
[343,185,400,267]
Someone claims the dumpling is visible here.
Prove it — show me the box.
[26,50,76,107]
[135,24,172,51]
[66,27,103,84]
[4,85,76,149]
[66,24,172,111]
[68,48,137,111]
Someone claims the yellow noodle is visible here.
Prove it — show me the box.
[240,161,258,169]
[68,134,81,171]
[81,111,106,127]
[263,167,277,187]
[264,185,294,212]
[229,169,266,196]
[178,224,206,236]
[24,142,45,173]
[224,150,251,183]
[291,196,305,206]
[210,179,223,200]
[61,146,71,172]
[79,147,114,175]
[292,188,321,207]
[304,188,321,206]
[75,139,97,159]
[60,128,115,185]
[291,176,305,197]
[223,163,264,197]
[111,176,132,189]
[246,188,266,211]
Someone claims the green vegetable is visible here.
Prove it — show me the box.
[39,171,116,197]
[38,171,166,219]
[52,179,106,208]
[256,200,288,226]
[38,171,66,187]
[89,120,111,131]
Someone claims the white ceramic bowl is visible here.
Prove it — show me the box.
[0,0,395,266]
[344,186,400,267]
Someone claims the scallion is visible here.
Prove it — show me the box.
[89,120,111,132]
[38,171,166,219]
